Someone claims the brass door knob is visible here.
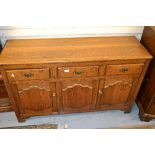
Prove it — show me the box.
[98,90,103,95]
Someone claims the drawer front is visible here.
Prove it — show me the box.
[6,69,50,81]
[57,66,98,78]
[105,64,144,76]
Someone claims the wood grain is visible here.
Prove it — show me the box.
[0,36,152,65]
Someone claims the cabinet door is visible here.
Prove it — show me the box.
[11,81,54,115]
[97,76,136,108]
[56,79,99,113]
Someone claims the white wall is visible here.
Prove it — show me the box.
[0,26,144,47]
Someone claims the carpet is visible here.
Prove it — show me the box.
[113,124,155,129]
[1,124,58,129]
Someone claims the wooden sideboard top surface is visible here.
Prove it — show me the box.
[0,36,152,65]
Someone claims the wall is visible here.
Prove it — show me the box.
[0,26,144,47]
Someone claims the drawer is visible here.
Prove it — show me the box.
[106,64,144,76]
[57,66,99,78]
[6,69,50,81]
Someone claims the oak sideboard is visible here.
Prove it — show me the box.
[0,37,152,122]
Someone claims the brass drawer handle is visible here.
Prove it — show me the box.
[119,68,128,73]
[74,71,83,75]
[24,73,33,78]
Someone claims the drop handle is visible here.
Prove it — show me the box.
[119,68,128,73]
[74,71,83,75]
[24,73,33,78]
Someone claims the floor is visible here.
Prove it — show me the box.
[0,103,155,129]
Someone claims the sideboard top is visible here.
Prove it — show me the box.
[0,36,152,65]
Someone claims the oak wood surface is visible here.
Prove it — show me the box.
[0,36,152,65]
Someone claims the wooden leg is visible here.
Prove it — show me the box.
[124,107,131,114]
[139,112,151,122]
[17,117,26,123]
